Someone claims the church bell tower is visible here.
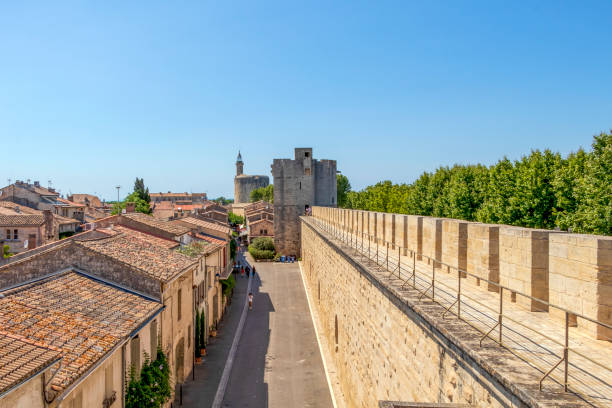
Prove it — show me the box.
[236,151,244,176]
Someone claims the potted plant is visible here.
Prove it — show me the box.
[210,324,217,337]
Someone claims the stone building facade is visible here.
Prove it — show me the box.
[233,151,269,204]
[271,148,336,256]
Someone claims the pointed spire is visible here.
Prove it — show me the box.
[236,150,243,163]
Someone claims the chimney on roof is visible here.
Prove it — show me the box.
[34,181,40,187]
[125,202,135,213]
[43,210,55,240]
[48,188,55,193]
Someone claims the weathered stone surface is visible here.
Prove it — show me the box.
[301,216,588,408]
[549,233,612,340]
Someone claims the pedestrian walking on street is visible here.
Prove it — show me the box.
[251,266,255,277]
[241,266,245,278]
[248,292,253,310]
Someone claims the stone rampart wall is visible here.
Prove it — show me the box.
[310,206,611,340]
[300,217,593,408]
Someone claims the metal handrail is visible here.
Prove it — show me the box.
[308,216,612,405]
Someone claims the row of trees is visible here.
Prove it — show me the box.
[250,184,274,203]
[340,132,611,235]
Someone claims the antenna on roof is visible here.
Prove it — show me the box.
[7,178,11,185]
[48,180,52,189]
[116,185,121,203]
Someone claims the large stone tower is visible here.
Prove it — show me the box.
[271,148,337,256]
[233,151,269,204]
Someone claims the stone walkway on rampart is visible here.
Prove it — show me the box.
[321,222,612,408]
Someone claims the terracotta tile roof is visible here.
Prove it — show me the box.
[195,233,227,247]
[112,225,180,249]
[55,198,85,207]
[174,217,231,237]
[55,215,79,226]
[151,209,175,220]
[77,234,195,282]
[30,185,59,197]
[67,194,103,208]
[0,271,162,396]
[153,201,173,210]
[176,204,197,211]
[0,214,44,226]
[249,218,274,226]
[0,330,62,396]
[151,192,206,198]
[0,202,41,214]
[123,213,191,236]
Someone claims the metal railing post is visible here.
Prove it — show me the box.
[564,311,569,392]
[398,247,401,279]
[412,251,416,288]
[386,242,389,271]
[376,239,379,265]
[499,287,503,345]
[431,262,435,300]
[457,269,461,319]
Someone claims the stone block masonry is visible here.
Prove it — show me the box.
[310,206,612,343]
[549,233,612,340]
[301,217,589,408]
[499,226,552,312]
[272,148,336,256]
[441,219,468,277]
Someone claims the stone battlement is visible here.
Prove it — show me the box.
[311,206,612,341]
[301,215,611,407]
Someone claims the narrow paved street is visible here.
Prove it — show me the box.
[179,250,333,407]
[221,254,333,407]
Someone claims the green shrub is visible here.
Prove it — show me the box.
[248,247,275,260]
[125,346,171,408]
[220,274,236,297]
[250,237,274,251]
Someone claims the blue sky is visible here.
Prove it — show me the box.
[1,1,611,200]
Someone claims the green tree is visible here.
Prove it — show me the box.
[250,185,274,203]
[2,245,12,259]
[112,178,152,215]
[228,212,244,225]
[336,174,351,207]
[199,311,206,350]
[570,132,612,234]
[213,197,234,205]
[340,132,610,235]
[553,149,587,230]
[195,310,201,358]
[134,177,151,203]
